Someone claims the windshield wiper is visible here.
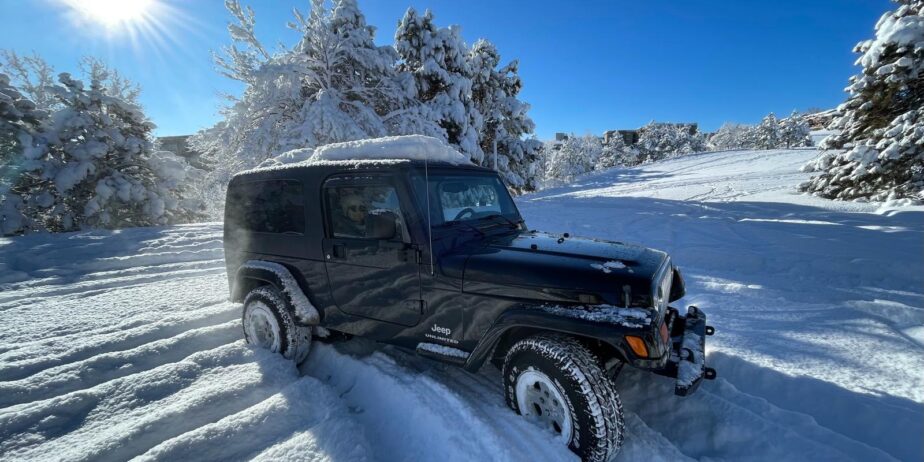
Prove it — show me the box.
[478,213,522,229]
[439,219,485,237]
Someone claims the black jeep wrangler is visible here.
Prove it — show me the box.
[224,156,714,461]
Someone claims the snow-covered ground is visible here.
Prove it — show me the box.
[1,148,921,461]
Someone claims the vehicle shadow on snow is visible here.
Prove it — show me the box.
[615,352,922,462]
[297,339,579,462]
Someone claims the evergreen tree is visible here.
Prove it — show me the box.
[596,133,638,169]
[802,1,923,201]
[779,110,811,148]
[637,122,706,162]
[544,134,601,181]
[709,123,751,150]
[192,0,440,218]
[395,8,483,162]
[753,113,781,149]
[4,71,204,235]
[0,73,44,234]
[469,39,541,191]
[195,1,542,212]
[0,50,56,112]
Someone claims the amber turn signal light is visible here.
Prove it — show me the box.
[625,335,649,358]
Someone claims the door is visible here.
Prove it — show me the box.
[321,174,423,327]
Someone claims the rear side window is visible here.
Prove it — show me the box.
[227,180,305,234]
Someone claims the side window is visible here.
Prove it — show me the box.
[325,182,406,240]
[228,180,304,234]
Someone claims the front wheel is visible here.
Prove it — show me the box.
[242,286,312,364]
[503,334,624,462]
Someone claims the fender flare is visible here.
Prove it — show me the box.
[234,260,320,325]
[462,306,637,372]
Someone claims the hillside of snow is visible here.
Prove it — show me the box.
[0,148,921,461]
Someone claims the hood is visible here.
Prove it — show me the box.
[454,231,670,307]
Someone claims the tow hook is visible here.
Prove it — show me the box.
[704,367,717,380]
[705,325,715,336]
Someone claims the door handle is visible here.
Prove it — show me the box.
[332,243,347,259]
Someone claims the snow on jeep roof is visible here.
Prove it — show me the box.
[235,135,471,177]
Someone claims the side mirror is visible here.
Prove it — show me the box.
[365,210,397,240]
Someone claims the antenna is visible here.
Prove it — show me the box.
[425,157,434,276]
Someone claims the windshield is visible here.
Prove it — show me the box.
[411,171,523,228]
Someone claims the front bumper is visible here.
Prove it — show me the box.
[657,305,716,396]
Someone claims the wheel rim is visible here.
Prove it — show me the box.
[515,369,573,444]
[244,302,281,352]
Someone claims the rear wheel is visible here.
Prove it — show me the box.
[242,286,312,364]
[503,334,624,462]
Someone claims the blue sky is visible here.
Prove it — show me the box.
[0,0,892,140]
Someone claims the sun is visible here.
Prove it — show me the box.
[64,0,156,28]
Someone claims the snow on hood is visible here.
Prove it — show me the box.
[248,135,471,175]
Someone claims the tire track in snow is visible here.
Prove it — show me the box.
[0,261,225,308]
[0,300,238,382]
[0,344,307,462]
[134,374,374,462]
[0,321,240,408]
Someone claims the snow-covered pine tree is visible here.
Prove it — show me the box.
[395,8,483,163]
[80,56,141,105]
[468,39,541,191]
[0,73,44,234]
[395,8,484,164]
[675,126,707,155]
[709,122,752,150]
[753,113,781,149]
[544,134,601,182]
[636,122,706,162]
[802,1,923,201]
[779,110,811,148]
[0,50,56,112]
[192,0,436,218]
[596,132,639,169]
[10,72,203,233]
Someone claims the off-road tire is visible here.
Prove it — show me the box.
[503,334,625,462]
[242,285,312,364]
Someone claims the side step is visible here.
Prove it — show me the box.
[415,342,470,366]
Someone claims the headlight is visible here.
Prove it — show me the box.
[653,266,672,314]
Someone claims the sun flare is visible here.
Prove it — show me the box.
[65,0,155,28]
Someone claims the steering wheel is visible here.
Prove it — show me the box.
[453,207,476,221]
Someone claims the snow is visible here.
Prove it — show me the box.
[810,129,838,146]
[676,331,704,388]
[0,148,922,461]
[237,158,410,178]
[534,304,651,328]
[307,135,469,165]
[591,260,628,273]
[858,7,924,69]
[417,342,471,359]
[238,135,470,177]
[240,260,319,325]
